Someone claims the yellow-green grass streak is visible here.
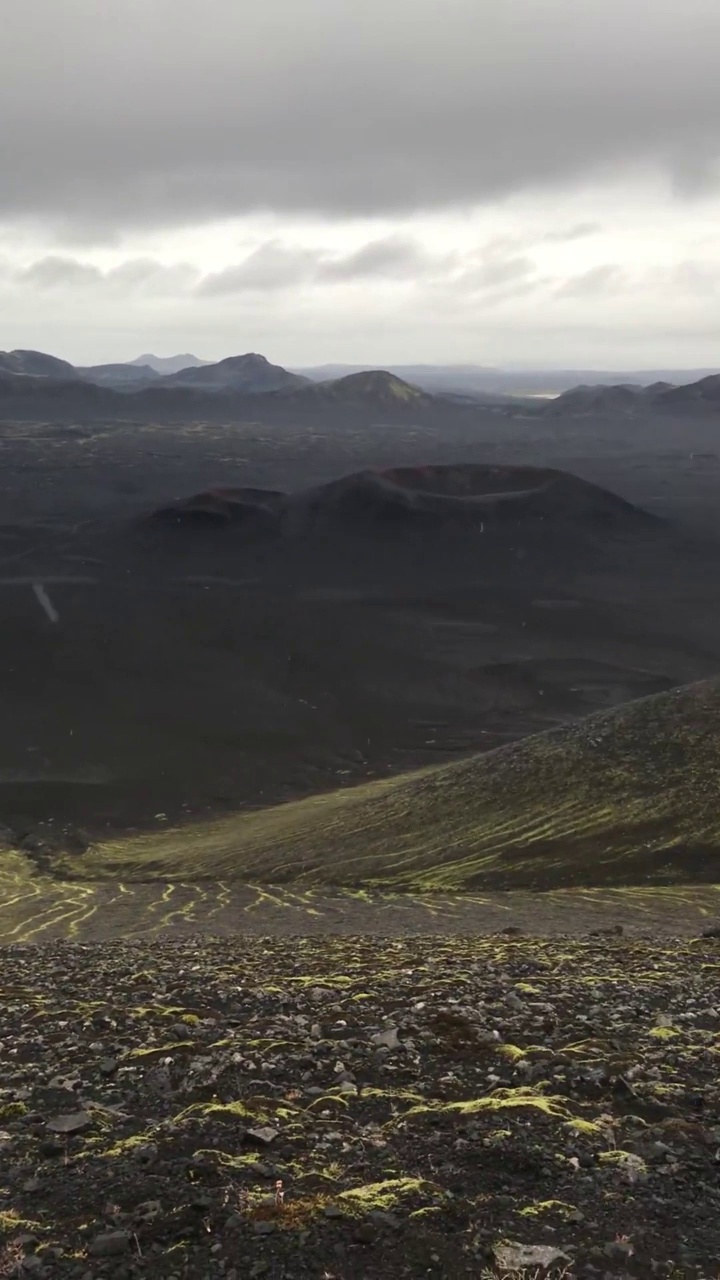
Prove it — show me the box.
[49,676,720,890]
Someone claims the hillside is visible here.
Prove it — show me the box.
[59,677,720,888]
[280,464,658,535]
[546,372,720,416]
[274,369,432,409]
[150,484,286,528]
[77,361,161,387]
[162,351,309,393]
[312,370,429,404]
[0,348,80,380]
[659,374,720,408]
[0,372,108,405]
[544,383,647,417]
[148,464,659,540]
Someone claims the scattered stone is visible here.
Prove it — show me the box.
[2,934,720,1277]
[604,1238,634,1261]
[368,1210,400,1228]
[493,1243,570,1270]
[245,1126,279,1146]
[87,1231,132,1257]
[46,1112,93,1134]
[62,828,91,855]
[132,1142,159,1164]
[37,1139,64,1158]
[18,1257,46,1276]
[353,1222,377,1244]
[18,834,48,853]
[371,1026,400,1050]
[134,1200,162,1221]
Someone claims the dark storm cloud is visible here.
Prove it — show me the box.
[2,0,719,238]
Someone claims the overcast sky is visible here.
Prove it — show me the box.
[2,0,720,368]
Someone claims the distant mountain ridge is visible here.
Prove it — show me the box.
[129,353,211,374]
[2,345,720,422]
[0,358,443,423]
[546,376,720,416]
[293,363,720,397]
[71,356,432,406]
[77,362,161,386]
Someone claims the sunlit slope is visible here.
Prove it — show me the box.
[71,678,720,889]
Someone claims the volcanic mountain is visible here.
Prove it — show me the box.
[150,485,286,530]
[0,348,80,380]
[286,370,431,406]
[544,383,647,416]
[659,374,720,408]
[149,464,660,539]
[545,373,720,416]
[162,352,309,393]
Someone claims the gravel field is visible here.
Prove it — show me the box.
[2,933,720,1278]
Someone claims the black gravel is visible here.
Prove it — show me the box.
[2,934,720,1278]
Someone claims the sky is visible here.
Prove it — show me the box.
[2,0,720,369]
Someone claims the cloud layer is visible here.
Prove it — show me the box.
[3,1,720,367]
[3,214,719,369]
[2,0,720,237]
[0,234,594,301]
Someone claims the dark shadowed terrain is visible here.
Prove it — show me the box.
[2,406,720,853]
[0,393,719,939]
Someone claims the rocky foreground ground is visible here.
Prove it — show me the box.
[2,933,720,1279]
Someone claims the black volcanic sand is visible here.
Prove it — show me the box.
[1,437,720,846]
[2,934,720,1277]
